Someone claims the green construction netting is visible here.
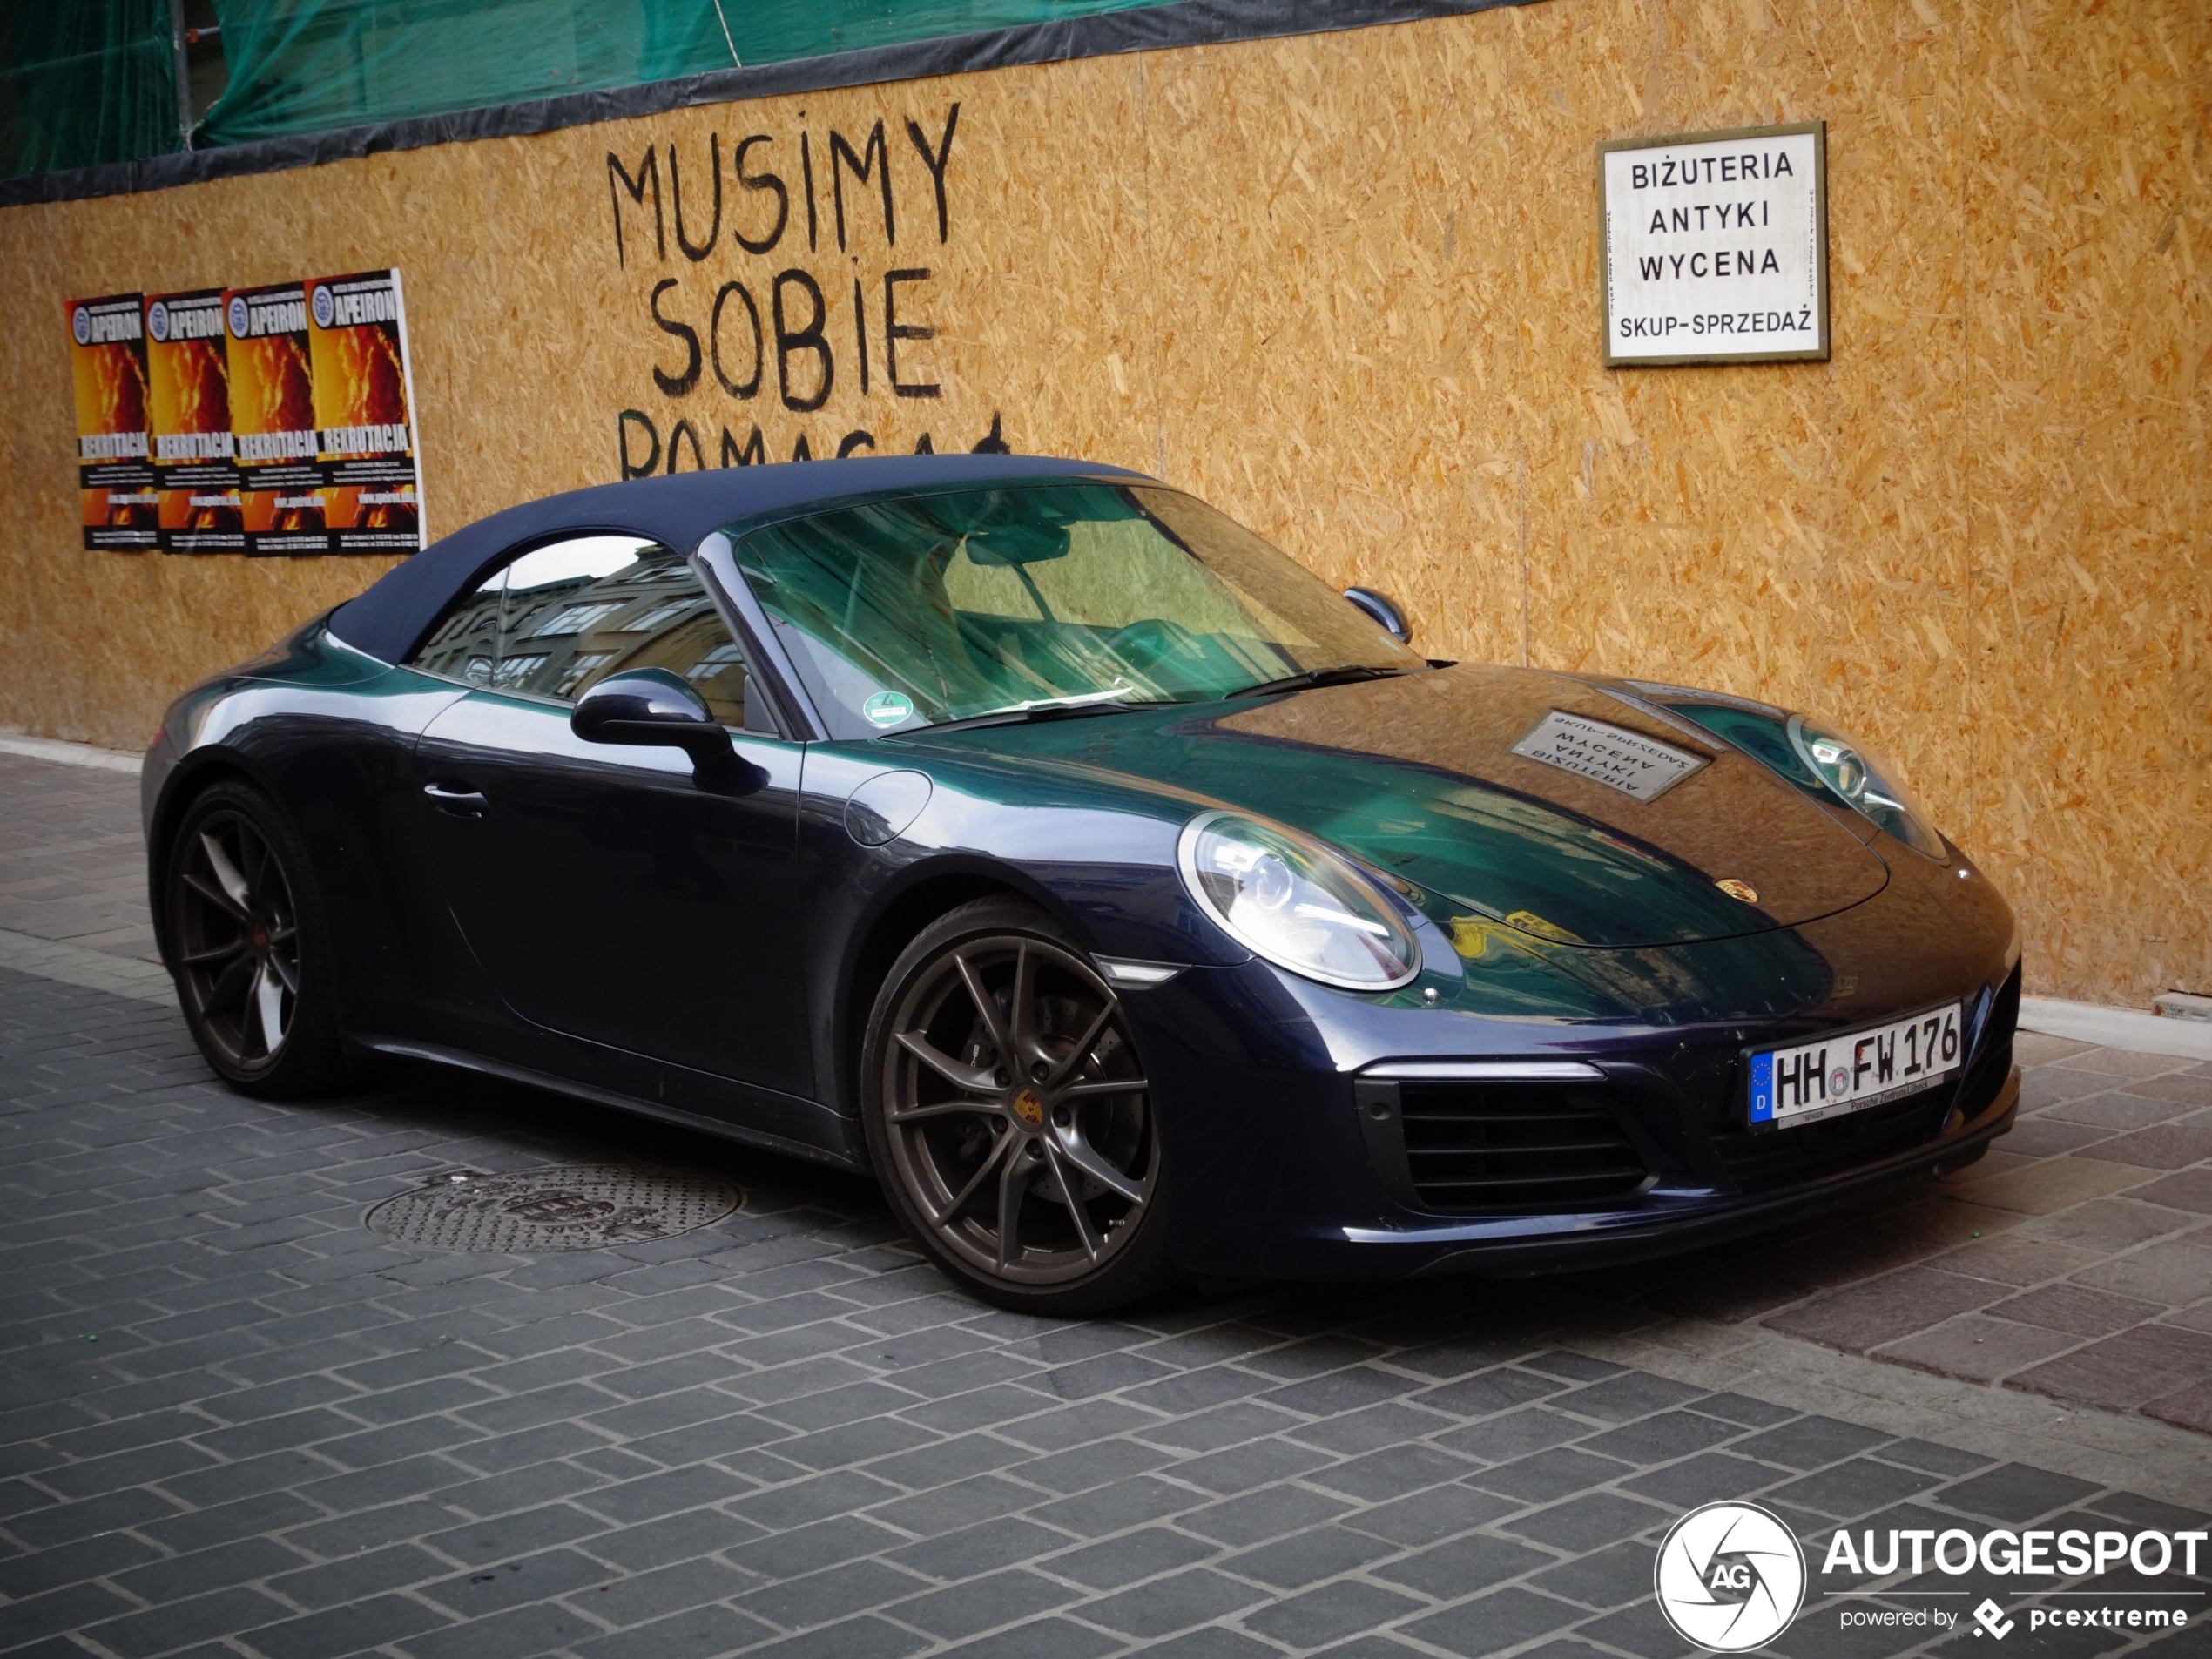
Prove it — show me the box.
[194,0,1174,146]
[1,1,180,179]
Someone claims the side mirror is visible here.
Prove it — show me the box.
[572,669,732,770]
[1343,586,1412,645]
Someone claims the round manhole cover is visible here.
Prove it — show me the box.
[366,1164,741,1252]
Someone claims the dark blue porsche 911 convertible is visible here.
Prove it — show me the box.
[145,455,2020,1312]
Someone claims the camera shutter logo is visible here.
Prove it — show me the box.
[1654,1501,1807,1652]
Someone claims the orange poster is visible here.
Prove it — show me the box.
[145,289,244,555]
[223,280,329,556]
[68,293,157,551]
[307,269,424,554]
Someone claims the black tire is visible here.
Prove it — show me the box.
[161,779,348,1098]
[860,896,1180,1315]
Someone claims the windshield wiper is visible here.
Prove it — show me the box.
[919,695,1175,734]
[1225,664,1410,699]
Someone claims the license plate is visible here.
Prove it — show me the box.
[1748,1003,1965,1130]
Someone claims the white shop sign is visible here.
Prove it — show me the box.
[1598,121,1828,367]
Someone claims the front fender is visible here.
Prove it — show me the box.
[796,743,1255,1121]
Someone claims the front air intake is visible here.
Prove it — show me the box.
[1357,1076,1652,1213]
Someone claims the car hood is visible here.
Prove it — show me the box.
[922,663,1888,950]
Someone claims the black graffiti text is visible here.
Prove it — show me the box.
[614,408,1010,478]
[608,103,961,268]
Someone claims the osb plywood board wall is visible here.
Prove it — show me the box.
[0,0,2202,1007]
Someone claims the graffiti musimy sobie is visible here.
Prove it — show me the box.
[605,103,1014,475]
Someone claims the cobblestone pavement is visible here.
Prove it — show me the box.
[1578,1033,2212,1433]
[0,753,157,966]
[3,751,2209,1659]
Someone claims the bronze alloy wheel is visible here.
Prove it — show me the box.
[172,806,301,1072]
[164,782,347,1097]
[866,901,1170,1306]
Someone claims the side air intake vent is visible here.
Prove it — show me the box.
[1959,962,2021,1111]
[1356,1076,1651,1213]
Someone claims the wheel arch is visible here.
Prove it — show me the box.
[145,749,280,961]
[828,856,1099,1124]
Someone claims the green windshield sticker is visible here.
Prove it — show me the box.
[863,691,914,728]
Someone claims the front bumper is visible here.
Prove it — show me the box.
[1124,860,2022,1282]
[1329,1064,2015,1278]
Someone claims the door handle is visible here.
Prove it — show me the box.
[423,781,489,818]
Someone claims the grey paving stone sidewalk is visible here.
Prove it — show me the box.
[3,964,2208,1659]
[0,756,155,965]
[1575,1032,2212,1433]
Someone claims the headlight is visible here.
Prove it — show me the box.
[1787,715,1949,860]
[1177,811,1420,989]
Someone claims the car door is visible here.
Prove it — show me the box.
[406,533,813,1099]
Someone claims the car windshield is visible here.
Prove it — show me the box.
[727,482,1425,738]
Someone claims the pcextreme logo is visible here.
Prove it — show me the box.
[1654,1502,1808,1651]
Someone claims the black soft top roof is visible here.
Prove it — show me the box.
[327,454,1147,664]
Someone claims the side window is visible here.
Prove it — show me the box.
[407,536,766,730]
[408,569,506,686]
